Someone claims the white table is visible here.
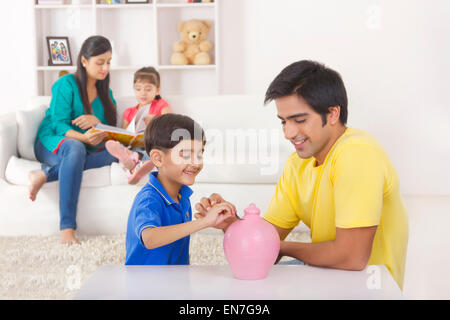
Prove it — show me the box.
[75,264,402,300]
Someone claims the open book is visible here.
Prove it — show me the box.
[92,123,144,148]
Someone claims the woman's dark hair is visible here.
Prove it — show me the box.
[134,66,162,100]
[75,35,116,126]
[144,114,206,155]
[264,60,348,126]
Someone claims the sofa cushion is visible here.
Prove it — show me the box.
[196,138,293,184]
[5,156,41,185]
[110,162,148,186]
[17,104,47,161]
[5,156,111,187]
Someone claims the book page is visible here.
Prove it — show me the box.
[135,104,151,133]
[94,123,133,135]
[92,123,144,148]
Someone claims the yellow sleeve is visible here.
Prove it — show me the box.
[263,162,302,229]
[332,144,385,228]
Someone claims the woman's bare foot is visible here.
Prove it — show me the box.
[60,229,80,245]
[28,170,47,201]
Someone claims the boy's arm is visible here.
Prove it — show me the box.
[141,202,235,250]
[141,219,208,250]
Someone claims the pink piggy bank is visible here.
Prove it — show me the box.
[223,203,280,280]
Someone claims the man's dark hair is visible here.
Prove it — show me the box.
[264,60,348,125]
[144,113,206,155]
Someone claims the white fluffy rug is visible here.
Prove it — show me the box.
[0,229,310,300]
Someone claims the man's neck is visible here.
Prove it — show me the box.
[314,125,347,166]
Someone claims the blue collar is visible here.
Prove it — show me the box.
[148,171,193,205]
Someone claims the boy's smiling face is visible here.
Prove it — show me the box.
[151,139,204,187]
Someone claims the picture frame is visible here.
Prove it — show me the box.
[125,0,150,3]
[46,36,73,66]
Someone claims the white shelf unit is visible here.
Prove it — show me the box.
[33,0,220,97]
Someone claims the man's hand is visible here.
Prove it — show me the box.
[194,193,237,230]
[82,128,108,146]
[72,115,101,130]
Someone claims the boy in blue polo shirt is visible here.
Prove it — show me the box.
[125,113,236,265]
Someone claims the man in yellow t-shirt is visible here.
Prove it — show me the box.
[194,60,408,289]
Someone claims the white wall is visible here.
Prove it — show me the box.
[0,0,449,195]
[239,0,450,196]
[0,1,36,115]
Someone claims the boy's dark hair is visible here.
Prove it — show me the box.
[134,66,162,100]
[264,60,348,126]
[144,113,206,155]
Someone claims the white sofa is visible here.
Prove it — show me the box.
[1,94,449,299]
[0,95,293,236]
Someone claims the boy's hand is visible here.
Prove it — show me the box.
[194,193,238,230]
[194,193,234,216]
[202,202,235,229]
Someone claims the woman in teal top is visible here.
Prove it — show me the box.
[29,36,118,245]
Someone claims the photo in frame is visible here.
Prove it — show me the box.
[46,36,73,66]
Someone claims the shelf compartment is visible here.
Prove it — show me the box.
[156,6,216,67]
[95,4,153,9]
[96,7,156,67]
[35,4,93,9]
[158,64,216,70]
[156,3,215,8]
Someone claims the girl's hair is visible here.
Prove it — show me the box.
[144,113,206,155]
[134,66,162,100]
[75,35,116,126]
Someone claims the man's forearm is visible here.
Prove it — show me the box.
[280,241,365,270]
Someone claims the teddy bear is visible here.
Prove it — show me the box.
[171,19,213,65]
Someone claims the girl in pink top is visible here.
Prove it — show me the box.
[106,67,171,184]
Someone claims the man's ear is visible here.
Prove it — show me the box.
[149,149,164,168]
[327,105,341,125]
